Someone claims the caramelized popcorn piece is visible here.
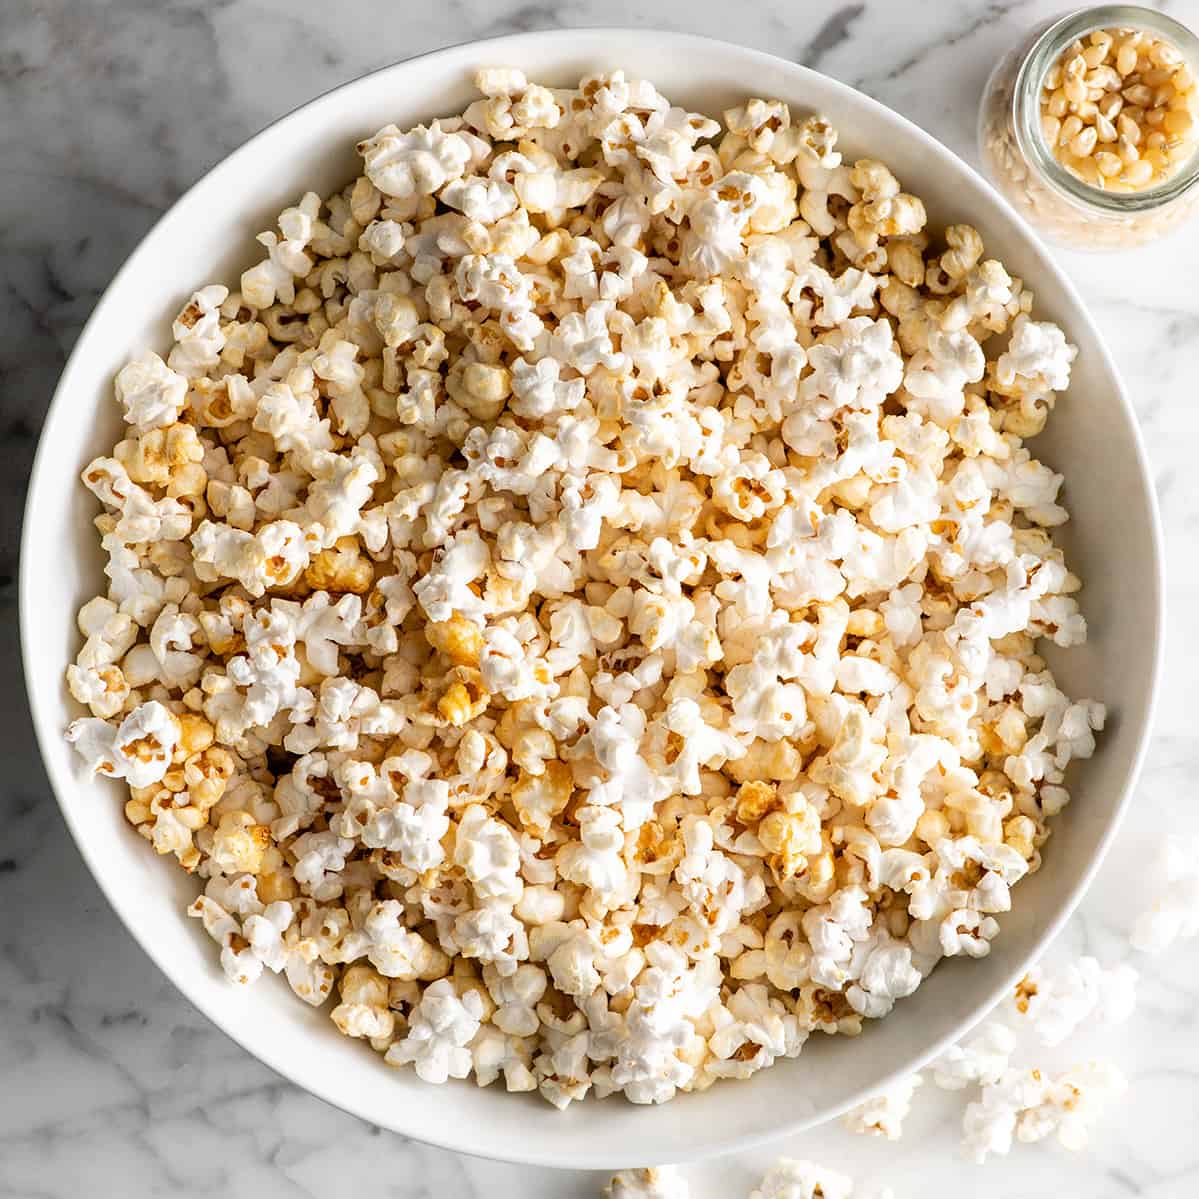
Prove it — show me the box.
[426,612,485,667]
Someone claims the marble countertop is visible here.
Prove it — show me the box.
[3,0,1198,1194]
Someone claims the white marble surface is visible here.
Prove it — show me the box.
[3,0,1199,1194]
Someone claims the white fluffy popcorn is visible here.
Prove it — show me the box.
[923,962,1133,1165]
[748,1159,891,1199]
[385,978,484,1083]
[844,1073,922,1140]
[995,315,1077,395]
[66,68,1100,1111]
[113,351,187,433]
[931,1022,1017,1091]
[1012,956,1138,1046]
[602,1166,690,1199]
[1131,835,1199,953]
[357,121,474,198]
[962,1061,1127,1163]
[169,285,229,377]
[67,700,179,788]
[189,892,294,985]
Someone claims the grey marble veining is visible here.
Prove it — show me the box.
[3,2,1199,1195]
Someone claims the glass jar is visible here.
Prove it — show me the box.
[979,5,1199,249]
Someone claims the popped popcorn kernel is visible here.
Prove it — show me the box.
[426,612,485,667]
[1131,834,1199,952]
[603,1165,689,1198]
[1010,955,1137,1045]
[844,1072,922,1140]
[748,1158,872,1199]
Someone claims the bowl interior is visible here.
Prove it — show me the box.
[21,30,1162,1169]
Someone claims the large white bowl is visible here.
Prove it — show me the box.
[22,29,1164,1170]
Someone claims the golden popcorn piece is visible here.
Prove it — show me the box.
[426,612,484,667]
[304,537,375,594]
[511,760,573,838]
[436,668,490,727]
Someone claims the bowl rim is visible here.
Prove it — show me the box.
[20,26,1166,1169]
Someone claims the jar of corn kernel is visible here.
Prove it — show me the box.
[979,6,1199,249]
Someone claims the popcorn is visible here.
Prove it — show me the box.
[487,962,546,1036]
[1131,834,1199,953]
[357,122,474,198]
[705,983,805,1079]
[440,175,519,225]
[846,936,923,1017]
[291,830,353,901]
[190,518,313,597]
[413,528,490,624]
[455,804,523,906]
[1012,956,1138,1045]
[995,314,1077,394]
[66,660,129,719]
[603,1166,689,1199]
[188,892,294,986]
[962,1061,1127,1163]
[931,1022,1016,1090]
[304,440,381,546]
[557,805,629,902]
[362,900,449,980]
[385,978,484,1083]
[169,285,229,377]
[585,703,671,831]
[286,953,336,1006]
[844,1073,922,1140]
[510,355,585,420]
[241,192,322,309]
[798,317,904,412]
[551,300,627,374]
[675,817,763,936]
[454,904,528,976]
[332,965,395,1045]
[67,68,1100,1112]
[361,767,450,873]
[253,378,335,456]
[804,886,873,990]
[148,604,204,688]
[515,166,605,214]
[67,700,180,789]
[659,697,745,794]
[608,942,718,1105]
[903,328,985,426]
[113,351,187,434]
[747,1159,855,1199]
[480,619,555,701]
[848,159,927,250]
[208,810,270,875]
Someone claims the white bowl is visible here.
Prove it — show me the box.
[21,29,1164,1170]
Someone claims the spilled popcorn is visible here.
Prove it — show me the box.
[840,944,1138,1162]
[1011,954,1138,1045]
[601,1159,896,1197]
[603,1166,690,1198]
[1132,834,1199,952]
[961,1060,1127,1163]
[66,67,1102,1107]
[842,1072,922,1140]
[931,1021,1017,1091]
[749,1159,893,1199]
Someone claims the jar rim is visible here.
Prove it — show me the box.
[1013,4,1199,214]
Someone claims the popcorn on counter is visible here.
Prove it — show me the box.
[603,1165,690,1199]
